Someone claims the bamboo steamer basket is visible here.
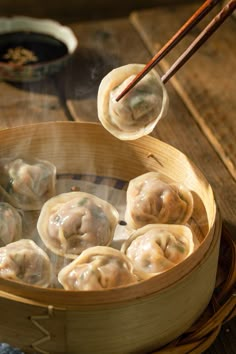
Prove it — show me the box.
[0,121,233,354]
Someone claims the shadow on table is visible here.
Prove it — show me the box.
[5,47,120,101]
[58,46,120,100]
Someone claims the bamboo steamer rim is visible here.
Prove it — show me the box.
[0,121,217,307]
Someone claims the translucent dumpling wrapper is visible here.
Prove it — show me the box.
[37,191,119,259]
[0,202,22,246]
[58,246,138,290]
[97,64,169,140]
[0,239,52,287]
[0,157,56,211]
[121,224,194,279]
[125,172,193,229]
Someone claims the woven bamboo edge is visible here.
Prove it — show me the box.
[152,225,236,354]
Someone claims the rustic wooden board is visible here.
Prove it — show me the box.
[0,79,68,128]
[130,3,236,180]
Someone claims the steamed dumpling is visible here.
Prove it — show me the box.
[125,172,193,229]
[0,202,22,246]
[97,64,169,140]
[0,157,56,210]
[58,246,137,290]
[0,239,52,287]
[121,224,194,279]
[37,192,119,259]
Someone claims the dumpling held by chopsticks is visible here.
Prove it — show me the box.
[97,64,169,140]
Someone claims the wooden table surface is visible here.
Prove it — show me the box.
[0,2,235,353]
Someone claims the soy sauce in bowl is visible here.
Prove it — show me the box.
[0,31,69,66]
[0,17,78,82]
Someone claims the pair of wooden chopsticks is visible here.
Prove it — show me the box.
[116,0,236,101]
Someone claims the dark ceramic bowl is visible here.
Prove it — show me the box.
[0,16,78,82]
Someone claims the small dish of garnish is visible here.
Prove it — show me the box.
[0,16,78,82]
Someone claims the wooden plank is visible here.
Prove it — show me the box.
[0,79,68,129]
[130,3,236,180]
